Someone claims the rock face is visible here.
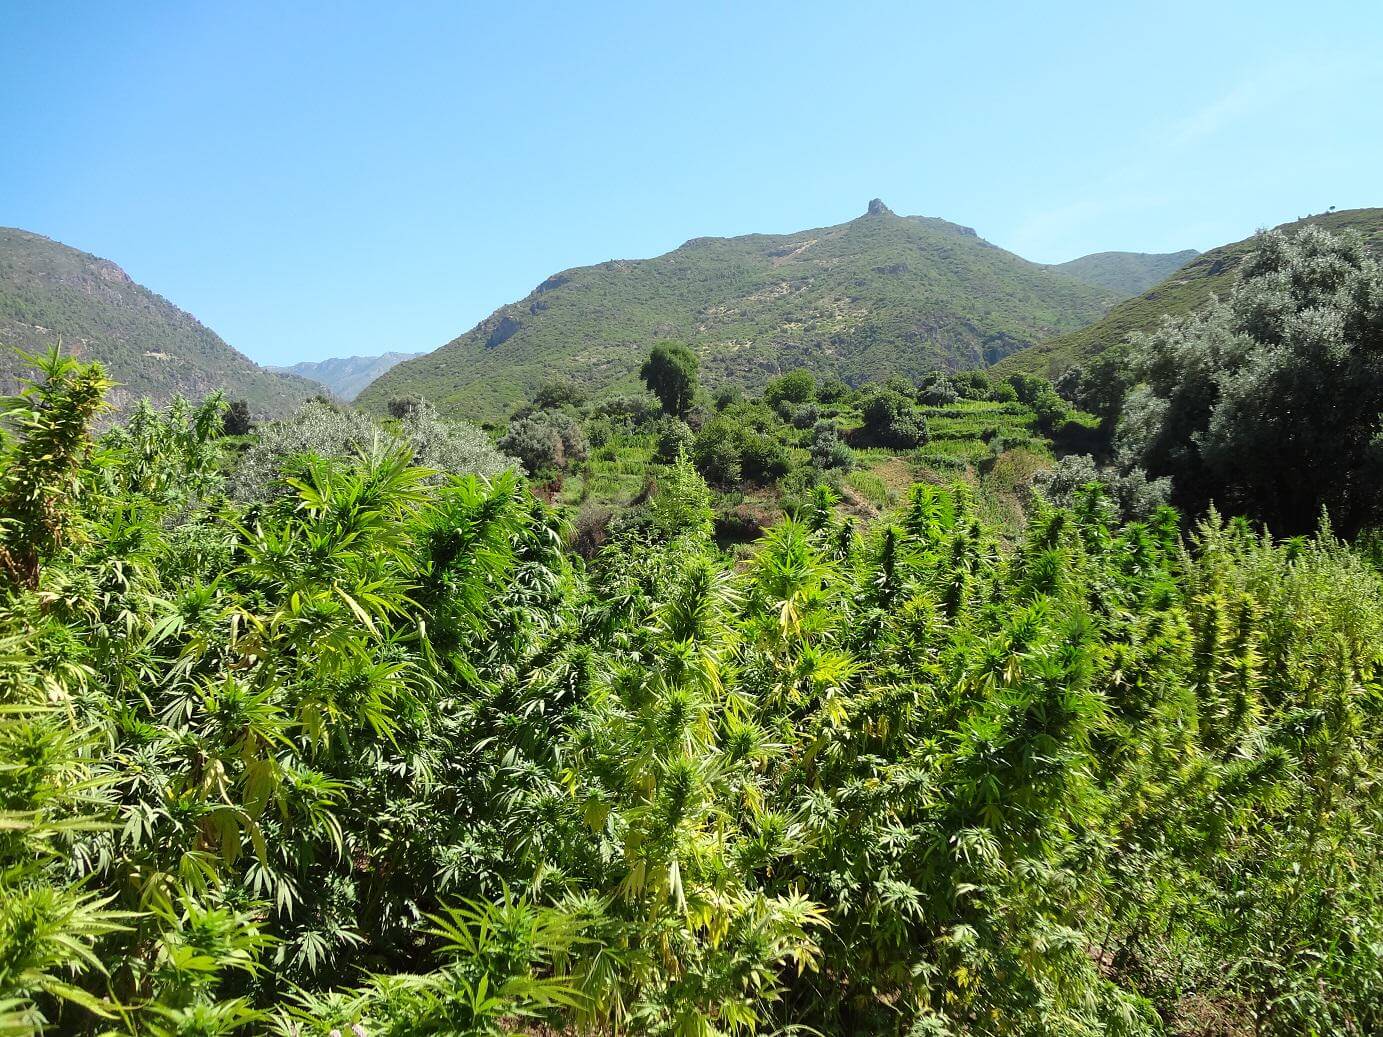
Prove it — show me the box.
[866,198,894,217]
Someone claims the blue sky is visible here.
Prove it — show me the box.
[3,1,1381,365]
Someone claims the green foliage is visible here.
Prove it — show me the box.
[499,410,588,476]
[640,342,699,417]
[998,207,1383,380]
[234,397,510,500]
[763,369,816,408]
[1118,225,1383,534]
[860,387,930,448]
[4,354,1382,1037]
[649,449,714,539]
[0,349,112,589]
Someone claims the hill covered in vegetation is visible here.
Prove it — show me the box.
[274,351,422,400]
[358,201,1184,422]
[0,227,315,415]
[1044,248,1199,295]
[998,207,1383,378]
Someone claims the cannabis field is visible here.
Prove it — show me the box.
[3,345,1380,1037]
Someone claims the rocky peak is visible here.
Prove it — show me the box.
[866,198,894,217]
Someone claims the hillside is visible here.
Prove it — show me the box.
[1045,249,1198,295]
[998,208,1383,378]
[0,228,314,415]
[359,200,1169,422]
[274,351,422,400]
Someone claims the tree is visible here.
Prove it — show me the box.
[763,370,815,408]
[222,399,253,435]
[498,411,588,475]
[1117,225,1383,534]
[532,380,588,410]
[860,388,929,448]
[640,342,698,416]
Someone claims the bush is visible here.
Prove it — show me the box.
[789,402,820,429]
[652,416,695,463]
[233,398,509,501]
[692,418,742,485]
[498,411,588,475]
[532,380,588,410]
[739,430,791,484]
[809,421,854,471]
[1038,453,1171,522]
[860,389,929,449]
[222,399,253,435]
[763,370,816,408]
[918,377,959,406]
[815,377,851,403]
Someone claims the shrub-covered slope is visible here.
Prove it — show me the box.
[359,201,1164,422]
[1045,248,1199,295]
[0,227,315,415]
[998,208,1383,378]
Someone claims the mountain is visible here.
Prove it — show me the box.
[273,352,423,401]
[997,208,1383,379]
[359,200,1163,422]
[0,227,315,415]
[1045,249,1199,296]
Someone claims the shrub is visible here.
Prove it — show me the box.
[233,398,509,501]
[692,418,743,485]
[763,370,816,408]
[222,399,253,435]
[815,377,851,403]
[918,377,959,406]
[809,421,854,471]
[860,389,929,448]
[653,416,695,463]
[739,430,791,484]
[790,402,820,429]
[532,380,588,410]
[499,411,588,475]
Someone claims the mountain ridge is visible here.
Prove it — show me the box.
[359,201,1184,422]
[0,227,315,415]
[273,351,423,400]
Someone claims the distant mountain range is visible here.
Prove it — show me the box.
[999,208,1383,379]
[273,352,423,400]
[359,200,1190,421]
[0,228,315,416]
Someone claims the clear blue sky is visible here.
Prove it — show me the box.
[3,1,1381,365]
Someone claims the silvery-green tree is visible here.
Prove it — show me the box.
[1118,225,1383,533]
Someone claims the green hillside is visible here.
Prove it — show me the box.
[998,208,1383,378]
[359,200,1157,422]
[1045,248,1198,295]
[0,227,315,415]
